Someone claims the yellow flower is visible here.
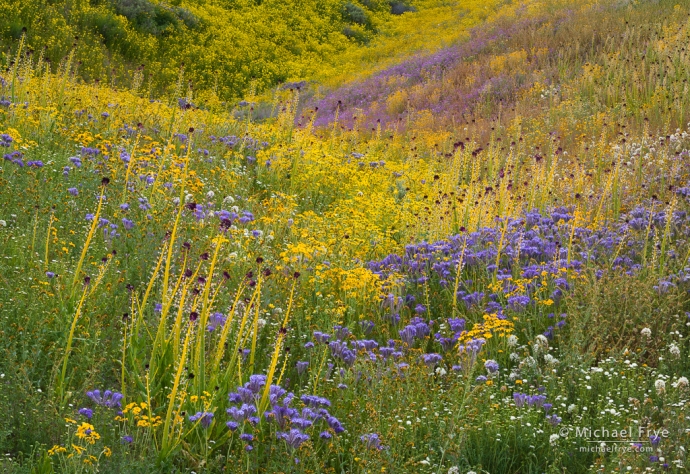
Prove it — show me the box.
[48,445,67,456]
[103,447,112,458]
[75,423,100,444]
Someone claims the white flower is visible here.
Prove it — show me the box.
[655,379,666,395]
[223,195,235,204]
[544,354,559,366]
[507,334,518,347]
[670,344,681,358]
[535,335,549,346]
[228,252,238,260]
[567,404,577,413]
[435,367,447,376]
[549,434,560,446]
[447,468,459,474]
[172,197,180,205]
[419,458,430,466]
[206,190,215,199]
[257,318,267,329]
[641,327,652,338]
[509,352,520,362]
[0,220,6,227]
[519,356,537,369]
[673,377,689,389]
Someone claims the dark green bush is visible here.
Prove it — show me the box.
[343,2,369,25]
[389,1,416,15]
[110,0,198,36]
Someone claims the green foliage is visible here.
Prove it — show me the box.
[0,0,430,99]
[343,2,370,25]
[389,1,416,15]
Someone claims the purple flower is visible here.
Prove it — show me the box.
[68,187,79,196]
[422,353,442,367]
[46,271,55,278]
[546,414,562,426]
[484,359,499,373]
[277,429,310,450]
[86,389,123,409]
[121,435,133,444]
[300,395,331,408]
[326,415,345,434]
[361,433,384,450]
[207,312,226,332]
[122,218,134,230]
[448,318,465,333]
[513,392,528,408]
[78,408,94,419]
[189,411,214,428]
[296,361,309,375]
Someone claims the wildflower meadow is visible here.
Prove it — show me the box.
[1,0,690,472]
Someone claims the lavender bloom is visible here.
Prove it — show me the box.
[422,353,442,367]
[360,320,375,334]
[333,325,350,340]
[227,404,257,422]
[86,389,123,409]
[189,411,214,428]
[448,318,466,333]
[361,433,384,450]
[300,395,331,408]
[513,392,529,408]
[546,414,562,426]
[78,408,94,419]
[296,361,309,375]
[484,359,499,373]
[207,312,226,332]
[277,429,310,450]
[122,218,134,230]
[326,415,345,433]
[528,395,547,408]
[313,331,331,343]
[68,187,79,196]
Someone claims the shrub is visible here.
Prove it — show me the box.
[343,2,369,25]
[389,1,416,15]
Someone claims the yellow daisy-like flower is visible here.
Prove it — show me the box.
[75,423,101,444]
[48,445,67,456]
